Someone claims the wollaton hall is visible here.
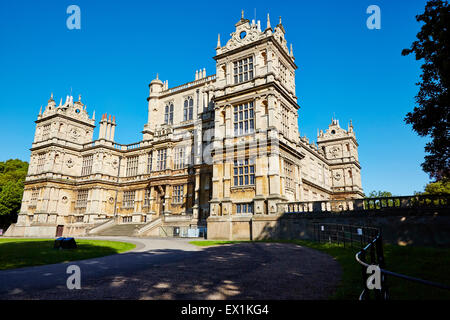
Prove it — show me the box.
[6,12,363,239]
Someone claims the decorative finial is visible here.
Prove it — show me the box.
[241,9,244,19]
[92,110,95,120]
[267,13,271,30]
[216,33,221,49]
[279,16,282,25]
[78,94,81,102]
[48,92,54,103]
[290,43,294,56]
[39,105,42,115]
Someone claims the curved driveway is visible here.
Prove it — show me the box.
[0,237,341,300]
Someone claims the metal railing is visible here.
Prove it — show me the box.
[355,231,450,300]
[315,223,450,300]
[314,223,379,249]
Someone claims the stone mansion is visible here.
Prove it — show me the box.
[6,12,364,238]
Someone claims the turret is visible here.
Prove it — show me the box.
[317,118,363,199]
[98,113,116,141]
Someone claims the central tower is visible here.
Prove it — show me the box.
[208,12,302,239]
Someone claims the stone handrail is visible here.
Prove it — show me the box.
[161,75,216,95]
[279,194,449,214]
[82,140,142,151]
[136,217,162,235]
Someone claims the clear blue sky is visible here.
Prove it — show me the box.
[0,0,432,195]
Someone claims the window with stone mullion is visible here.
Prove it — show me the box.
[183,97,194,121]
[233,158,255,186]
[233,56,254,84]
[164,103,174,124]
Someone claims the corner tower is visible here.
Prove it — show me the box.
[209,10,301,229]
[317,119,364,199]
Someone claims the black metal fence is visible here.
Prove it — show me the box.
[314,223,450,300]
[313,223,380,249]
[356,233,450,300]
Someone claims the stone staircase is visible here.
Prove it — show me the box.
[94,223,143,236]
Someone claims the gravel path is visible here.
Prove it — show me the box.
[0,239,341,300]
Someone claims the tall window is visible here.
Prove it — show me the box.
[233,158,255,186]
[164,103,174,124]
[237,203,253,214]
[282,105,290,138]
[157,149,167,171]
[279,62,289,85]
[123,190,135,209]
[284,160,294,190]
[147,152,153,173]
[233,56,254,84]
[233,102,254,136]
[174,147,186,169]
[37,153,46,172]
[42,124,51,140]
[81,154,93,176]
[173,185,184,203]
[126,155,139,177]
[76,189,89,208]
[144,188,151,207]
[183,97,194,121]
[30,188,40,205]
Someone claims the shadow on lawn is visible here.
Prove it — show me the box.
[1,242,341,300]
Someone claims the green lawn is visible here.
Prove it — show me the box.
[189,239,450,300]
[0,238,135,270]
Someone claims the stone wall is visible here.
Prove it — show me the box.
[207,207,450,247]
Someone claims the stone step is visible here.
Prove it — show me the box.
[95,223,143,236]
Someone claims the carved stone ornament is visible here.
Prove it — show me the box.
[334,172,342,181]
[70,128,80,139]
[331,147,340,158]
[66,158,74,168]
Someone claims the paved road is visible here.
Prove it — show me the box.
[0,237,341,300]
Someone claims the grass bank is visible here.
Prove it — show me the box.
[189,239,450,300]
[0,238,136,270]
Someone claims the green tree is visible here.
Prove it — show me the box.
[366,190,394,209]
[423,180,450,195]
[0,159,28,230]
[367,190,393,198]
[402,0,450,181]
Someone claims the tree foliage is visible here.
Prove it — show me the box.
[422,180,450,194]
[0,159,28,230]
[367,190,393,198]
[402,0,450,181]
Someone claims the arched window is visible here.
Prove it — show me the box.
[183,97,193,121]
[164,103,174,124]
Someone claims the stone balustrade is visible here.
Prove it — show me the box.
[278,194,450,214]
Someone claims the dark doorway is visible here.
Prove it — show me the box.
[56,225,64,237]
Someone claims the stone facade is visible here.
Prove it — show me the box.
[6,12,363,238]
